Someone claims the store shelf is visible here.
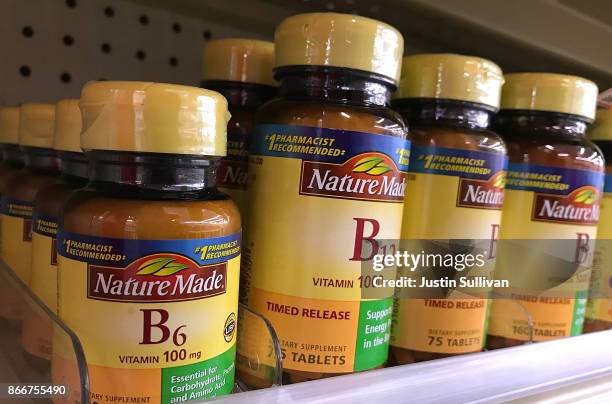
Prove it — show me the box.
[1,1,612,403]
[213,330,612,403]
[6,248,611,403]
[3,0,612,105]
[0,0,270,104]
[130,0,612,88]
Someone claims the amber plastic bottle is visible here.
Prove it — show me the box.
[53,81,240,403]
[584,108,612,332]
[1,104,59,288]
[0,106,26,327]
[0,106,25,189]
[201,38,276,220]
[390,54,506,363]
[21,99,88,371]
[241,13,408,384]
[487,74,603,348]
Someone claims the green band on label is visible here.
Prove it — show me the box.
[161,345,236,402]
[354,298,393,372]
[571,290,588,336]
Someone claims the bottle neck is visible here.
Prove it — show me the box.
[59,151,88,183]
[201,80,276,111]
[88,151,220,197]
[493,110,589,140]
[23,146,60,173]
[276,66,396,108]
[392,99,495,130]
[2,144,25,168]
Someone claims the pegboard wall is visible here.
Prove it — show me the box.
[0,0,270,105]
[2,0,610,105]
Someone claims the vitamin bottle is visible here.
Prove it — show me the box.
[55,82,239,403]
[389,54,506,363]
[0,106,26,326]
[242,13,409,383]
[1,104,58,287]
[0,106,25,188]
[487,74,603,348]
[21,99,88,369]
[584,108,612,332]
[201,38,276,220]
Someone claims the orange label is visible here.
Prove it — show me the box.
[489,296,581,340]
[249,288,359,373]
[393,298,489,353]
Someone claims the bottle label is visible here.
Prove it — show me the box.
[56,231,241,403]
[243,124,410,373]
[21,212,59,360]
[587,172,612,323]
[218,130,249,215]
[1,198,34,283]
[32,211,59,298]
[489,163,604,341]
[391,146,507,354]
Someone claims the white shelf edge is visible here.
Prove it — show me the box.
[210,331,612,403]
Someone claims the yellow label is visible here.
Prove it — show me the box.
[1,199,34,284]
[488,163,603,341]
[390,146,505,354]
[243,124,410,373]
[55,231,240,403]
[0,212,23,321]
[586,178,612,323]
[0,281,23,320]
[22,212,59,359]
[30,226,58,308]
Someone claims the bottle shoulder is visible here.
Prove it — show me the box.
[592,140,612,173]
[227,109,256,138]
[256,98,407,138]
[34,179,85,217]
[2,169,59,202]
[61,188,241,239]
[0,164,22,192]
[410,126,506,155]
[503,134,604,172]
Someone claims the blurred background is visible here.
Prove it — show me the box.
[1,0,611,104]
